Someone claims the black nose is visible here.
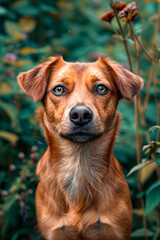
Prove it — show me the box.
[70,106,93,126]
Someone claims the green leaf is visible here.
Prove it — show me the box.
[9,178,21,193]
[145,180,160,215]
[131,228,154,238]
[39,3,57,13]
[152,228,159,240]
[155,158,160,165]
[149,125,160,140]
[11,229,31,240]
[0,6,7,15]
[0,131,19,145]
[0,102,18,121]
[19,17,36,33]
[4,20,22,37]
[0,33,12,41]
[149,125,160,132]
[5,194,19,211]
[136,191,146,199]
[15,5,39,16]
[134,23,143,35]
[0,83,12,95]
[127,38,134,44]
[127,160,153,176]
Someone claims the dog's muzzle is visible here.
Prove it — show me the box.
[60,106,101,142]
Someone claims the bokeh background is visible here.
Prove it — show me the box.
[0,0,160,239]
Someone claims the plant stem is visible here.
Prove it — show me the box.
[111,6,133,71]
[130,22,148,240]
[152,0,160,125]
[153,2,160,236]
[110,22,122,38]
[143,62,154,111]
[110,6,142,190]
[132,32,140,75]
[129,24,142,168]
[129,19,159,127]
[129,21,160,63]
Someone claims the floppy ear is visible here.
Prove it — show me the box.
[100,58,144,100]
[17,56,61,102]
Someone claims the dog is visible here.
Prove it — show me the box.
[18,56,143,240]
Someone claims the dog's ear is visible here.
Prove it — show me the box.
[100,58,143,100]
[18,56,62,102]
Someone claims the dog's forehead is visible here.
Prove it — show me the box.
[56,60,106,78]
[69,59,102,73]
[70,62,88,72]
[69,61,110,84]
[48,58,114,90]
[48,59,113,90]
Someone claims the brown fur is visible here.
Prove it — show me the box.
[18,56,143,240]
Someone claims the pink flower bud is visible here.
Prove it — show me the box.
[5,71,16,78]
[4,53,16,62]
[31,146,38,152]
[9,164,16,171]
[28,189,33,195]
[18,152,25,159]
[1,190,8,197]
[20,175,26,180]
[30,153,38,163]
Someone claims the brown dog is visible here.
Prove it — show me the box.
[18,56,143,240]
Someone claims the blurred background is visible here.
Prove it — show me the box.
[0,0,160,239]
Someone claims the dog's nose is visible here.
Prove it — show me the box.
[70,106,93,126]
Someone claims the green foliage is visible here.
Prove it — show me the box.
[0,0,159,239]
[145,180,160,216]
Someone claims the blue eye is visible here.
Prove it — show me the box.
[52,85,66,96]
[95,84,109,95]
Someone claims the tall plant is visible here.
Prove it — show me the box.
[100,1,160,239]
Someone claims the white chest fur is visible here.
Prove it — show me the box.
[56,138,109,208]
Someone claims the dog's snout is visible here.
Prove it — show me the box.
[70,106,93,126]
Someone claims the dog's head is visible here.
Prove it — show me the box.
[18,56,143,142]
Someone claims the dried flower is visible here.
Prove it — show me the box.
[118,2,138,21]
[131,10,139,21]
[100,9,115,22]
[114,1,127,12]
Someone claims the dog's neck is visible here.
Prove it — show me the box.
[37,108,121,210]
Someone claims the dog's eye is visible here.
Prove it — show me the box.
[52,86,66,96]
[95,84,109,95]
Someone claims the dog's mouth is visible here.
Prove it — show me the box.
[60,127,102,142]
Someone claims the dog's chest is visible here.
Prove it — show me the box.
[57,147,106,206]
